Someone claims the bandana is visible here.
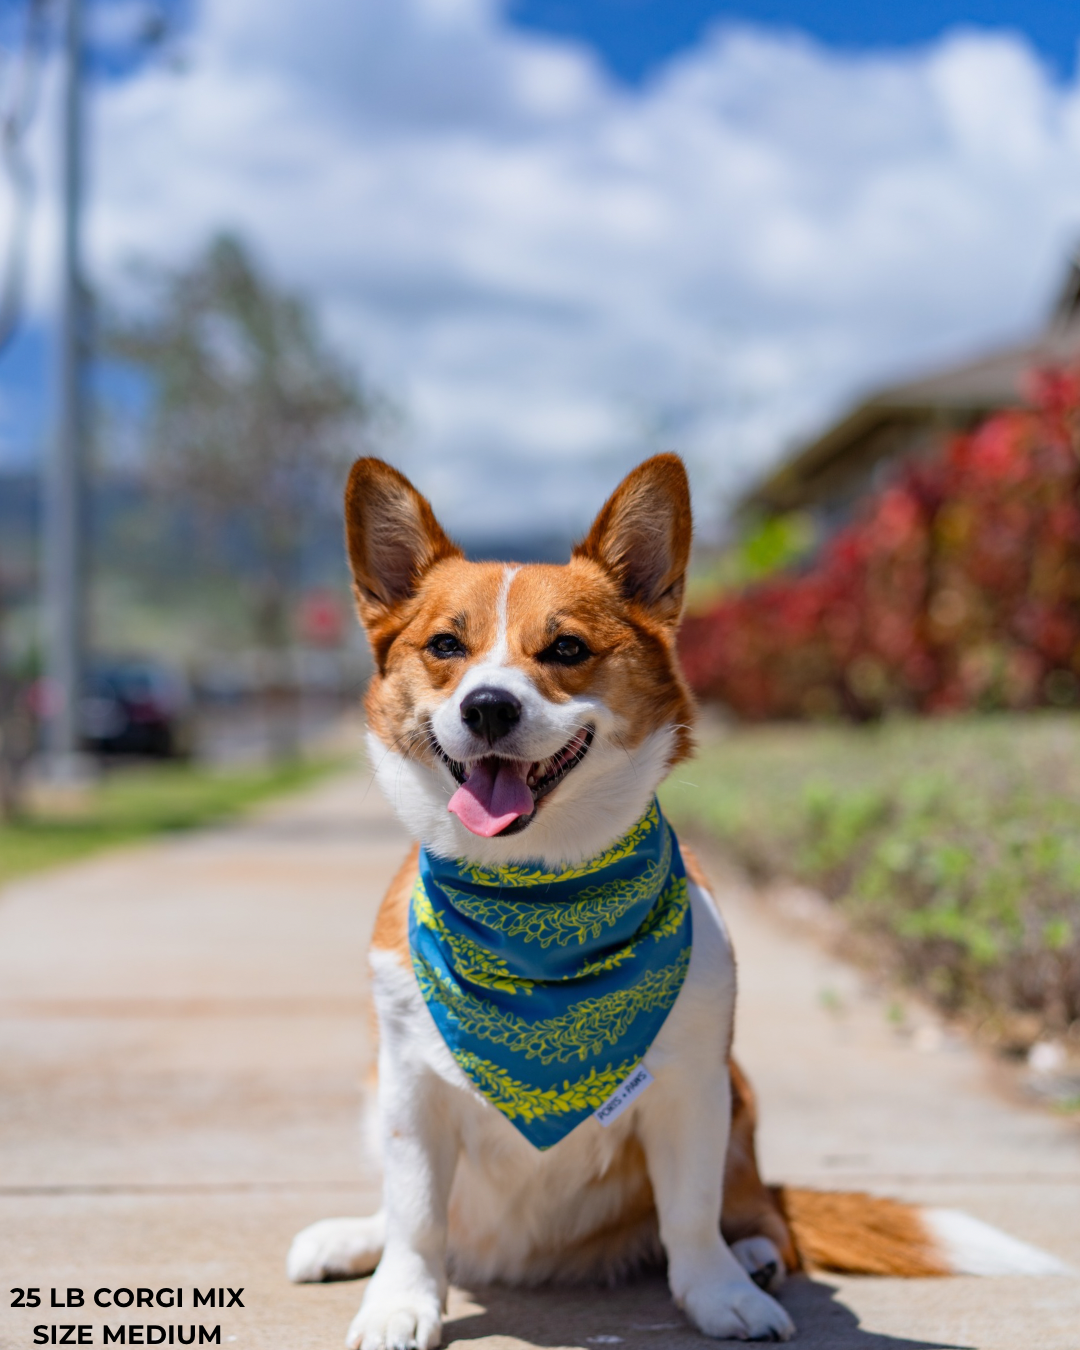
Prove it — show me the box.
[409,799,692,1151]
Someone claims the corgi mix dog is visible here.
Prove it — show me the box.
[289,455,1068,1348]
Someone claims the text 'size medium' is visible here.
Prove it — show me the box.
[11,1289,247,1347]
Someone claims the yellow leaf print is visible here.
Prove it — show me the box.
[439,825,673,949]
[412,879,534,995]
[455,1052,643,1123]
[414,946,691,1066]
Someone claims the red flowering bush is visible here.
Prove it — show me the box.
[680,367,1080,719]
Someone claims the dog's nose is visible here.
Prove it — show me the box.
[460,687,522,746]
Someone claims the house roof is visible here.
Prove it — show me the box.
[743,254,1080,515]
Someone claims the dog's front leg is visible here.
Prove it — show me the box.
[637,1059,794,1342]
[346,1059,457,1350]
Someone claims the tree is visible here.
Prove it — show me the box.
[111,234,375,758]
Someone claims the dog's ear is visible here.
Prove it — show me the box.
[574,453,692,627]
[344,458,462,629]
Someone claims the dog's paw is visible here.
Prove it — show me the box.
[731,1235,786,1293]
[345,1287,442,1350]
[682,1277,794,1342]
[287,1214,386,1283]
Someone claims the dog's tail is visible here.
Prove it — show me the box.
[775,1186,1071,1277]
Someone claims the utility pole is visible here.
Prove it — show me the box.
[44,0,87,778]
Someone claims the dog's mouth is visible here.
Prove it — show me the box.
[435,727,594,838]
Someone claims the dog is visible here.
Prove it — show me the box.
[288,454,1069,1348]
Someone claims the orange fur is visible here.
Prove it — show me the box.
[679,841,713,894]
[777,1188,949,1277]
[370,843,419,962]
[723,1061,802,1273]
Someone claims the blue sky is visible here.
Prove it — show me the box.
[4,0,1080,538]
[509,0,1079,82]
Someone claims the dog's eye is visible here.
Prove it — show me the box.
[428,633,466,659]
[538,635,591,666]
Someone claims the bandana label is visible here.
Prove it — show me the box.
[594,1062,654,1127]
[410,799,692,1150]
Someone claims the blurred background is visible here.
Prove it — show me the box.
[3,1,1080,1056]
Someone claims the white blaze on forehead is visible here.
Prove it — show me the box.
[488,565,520,666]
[438,564,529,716]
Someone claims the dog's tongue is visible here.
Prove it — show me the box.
[448,757,535,837]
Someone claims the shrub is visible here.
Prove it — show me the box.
[661,717,1080,1041]
[680,368,1080,719]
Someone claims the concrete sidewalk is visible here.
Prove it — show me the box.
[2,768,1078,1350]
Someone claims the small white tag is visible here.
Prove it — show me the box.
[594,1063,653,1127]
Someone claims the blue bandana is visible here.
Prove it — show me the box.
[409,799,692,1151]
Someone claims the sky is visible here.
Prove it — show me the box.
[510,0,1080,84]
[3,0,1080,541]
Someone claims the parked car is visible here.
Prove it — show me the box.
[80,660,194,759]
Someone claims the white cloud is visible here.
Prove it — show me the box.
[17,0,1080,536]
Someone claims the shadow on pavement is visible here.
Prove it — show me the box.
[441,1273,972,1349]
[780,1278,970,1350]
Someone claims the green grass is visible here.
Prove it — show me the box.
[660,713,1080,1042]
[0,755,347,890]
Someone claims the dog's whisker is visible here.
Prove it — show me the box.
[609,730,640,781]
[361,742,397,801]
